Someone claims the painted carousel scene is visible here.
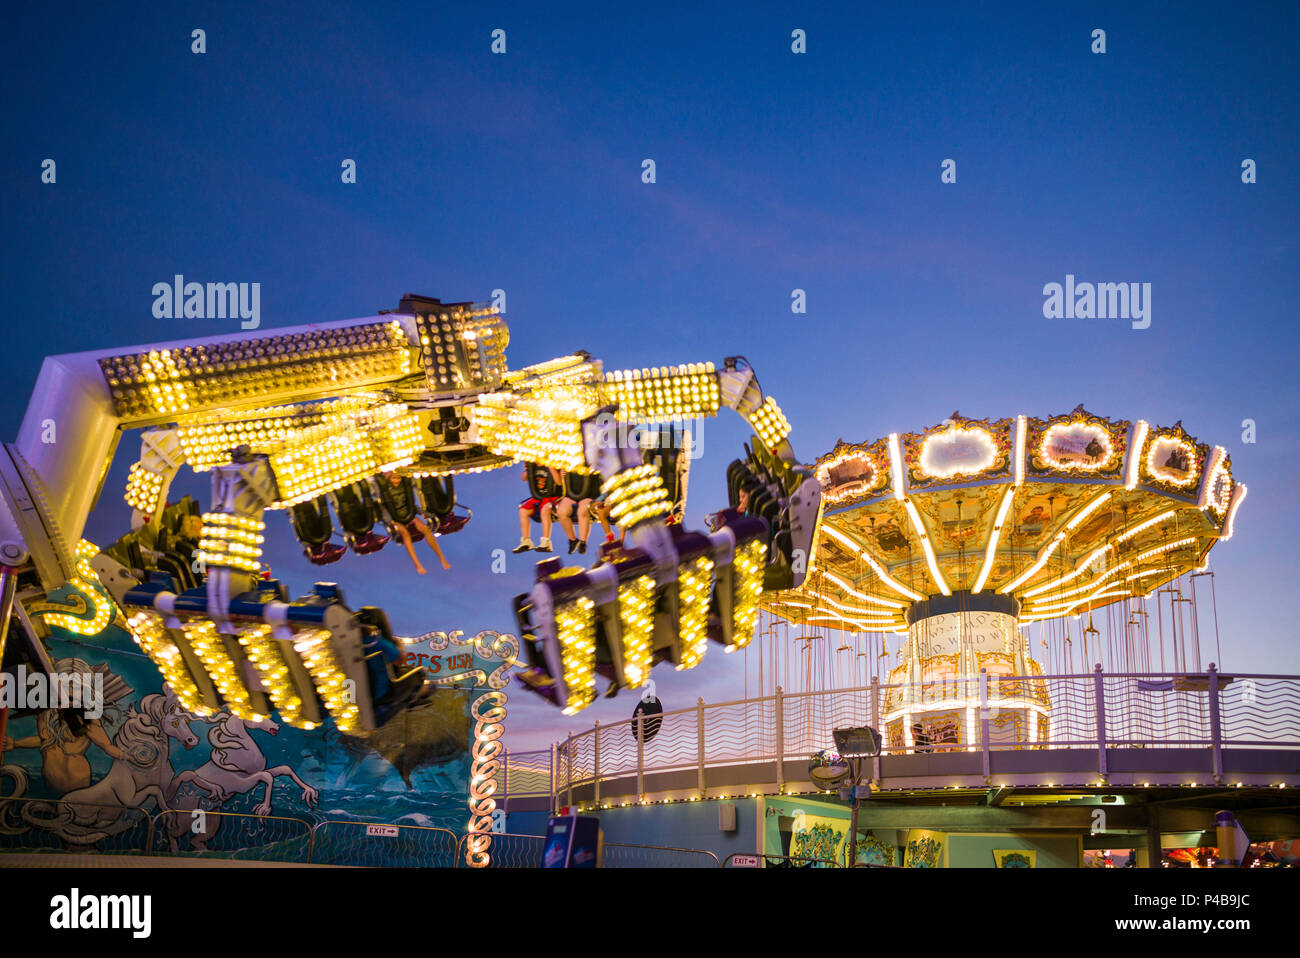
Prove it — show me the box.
[3,3,1297,883]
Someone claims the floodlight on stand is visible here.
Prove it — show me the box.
[832,726,882,758]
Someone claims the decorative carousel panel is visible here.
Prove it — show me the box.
[1027,406,1128,480]
[1139,421,1208,500]
[816,437,890,506]
[1201,449,1234,522]
[839,502,913,562]
[913,486,1002,556]
[1005,481,1099,551]
[902,415,1013,491]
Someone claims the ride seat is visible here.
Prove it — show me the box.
[332,482,389,555]
[290,497,347,565]
[419,474,472,535]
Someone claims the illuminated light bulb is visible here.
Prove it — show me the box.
[293,629,360,732]
[184,620,259,721]
[677,555,713,670]
[729,540,767,650]
[555,597,597,714]
[617,575,655,688]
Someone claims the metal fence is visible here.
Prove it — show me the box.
[451,832,720,868]
[310,819,459,867]
[722,852,840,868]
[152,809,315,862]
[500,667,1300,804]
[601,842,720,868]
[454,830,546,867]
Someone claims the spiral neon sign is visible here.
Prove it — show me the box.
[405,629,519,868]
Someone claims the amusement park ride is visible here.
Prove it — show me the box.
[770,411,1247,752]
[0,293,824,742]
[0,291,1254,776]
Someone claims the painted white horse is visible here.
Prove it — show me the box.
[164,711,318,850]
[14,692,199,845]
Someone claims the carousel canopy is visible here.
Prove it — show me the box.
[767,407,1245,633]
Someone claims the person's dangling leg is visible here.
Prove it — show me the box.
[515,502,535,553]
[537,500,555,553]
[557,498,579,553]
[413,518,450,570]
[395,523,426,574]
[576,498,594,554]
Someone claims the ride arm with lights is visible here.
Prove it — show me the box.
[0,295,822,729]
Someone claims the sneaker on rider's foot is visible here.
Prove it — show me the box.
[536,537,553,553]
[578,539,588,554]
[567,538,580,554]
[513,538,533,554]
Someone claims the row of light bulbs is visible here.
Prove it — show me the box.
[616,575,656,689]
[749,397,792,449]
[100,323,411,419]
[293,629,361,732]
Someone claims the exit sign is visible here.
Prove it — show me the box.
[731,854,760,868]
[366,825,399,838]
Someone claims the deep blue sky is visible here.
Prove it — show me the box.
[3,2,1297,753]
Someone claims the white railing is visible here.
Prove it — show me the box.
[498,667,1300,805]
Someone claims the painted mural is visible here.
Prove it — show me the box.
[761,797,902,867]
[993,848,1036,868]
[904,829,946,868]
[0,608,485,861]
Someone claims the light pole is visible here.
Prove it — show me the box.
[833,726,883,867]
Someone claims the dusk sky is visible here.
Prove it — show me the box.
[3,2,1297,754]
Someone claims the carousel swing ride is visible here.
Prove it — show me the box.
[742,408,1246,754]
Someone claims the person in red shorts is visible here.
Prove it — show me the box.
[515,464,564,553]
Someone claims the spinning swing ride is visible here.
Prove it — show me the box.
[745,408,1246,752]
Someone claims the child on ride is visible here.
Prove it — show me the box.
[515,464,564,553]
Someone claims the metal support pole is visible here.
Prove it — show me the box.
[1145,804,1162,868]
[870,675,881,785]
[0,566,17,667]
[775,686,785,793]
[848,758,861,868]
[1207,663,1223,784]
[979,668,991,783]
[696,698,706,799]
[593,721,601,805]
[549,742,557,816]
[565,732,574,810]
[0,567,16,771]
[1093,664,1108,780]
[636,716,645,802]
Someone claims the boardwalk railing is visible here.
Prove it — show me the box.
[497,667,1300,805]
